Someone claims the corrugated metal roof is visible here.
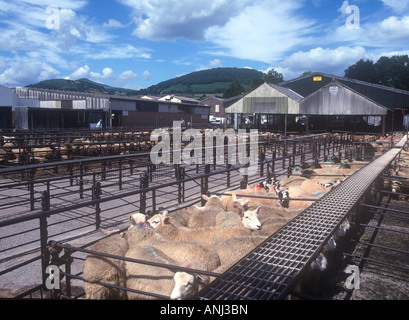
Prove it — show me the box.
[267,83,304,102]
[280,72,409,111]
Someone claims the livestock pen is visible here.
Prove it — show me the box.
[0,131,407,299]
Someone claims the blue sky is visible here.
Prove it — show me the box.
[0,0,408,90]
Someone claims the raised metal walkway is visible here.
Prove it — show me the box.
[194,146,402,300]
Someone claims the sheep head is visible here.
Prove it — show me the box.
[275,188,289,208]
[242,207,261,231]
[231,194,251,210]
[147,211,170,229]
[129,213,149,228]
[202,194,223,207]
[170,272,206,300]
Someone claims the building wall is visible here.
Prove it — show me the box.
[200,97,225,117]
[119,111,208,127]
[299,82,388,116]
[0,85,20,109]
[225,83,300,114]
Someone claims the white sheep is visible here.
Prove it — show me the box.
[148,210,260,245]
[231,184,282,208]
[125,246,209,300]
[213,235,266,266]
[145,234,221,272]
[188,194,250,229]
[83,232,129,299]
[220,193,251,212]
[166,208,191,227]
[251,205,301,237]
[83,213,149,299]
[170,260,210,300]
[185,194,226,228]
[193,194,224,212]
[123,215,157,248]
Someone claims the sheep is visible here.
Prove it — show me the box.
[149,210,261,245]
[83,213,149,299]
[167,208,191,227]
[124,212,222,272]
[220,193,251,212]
[170,260,210,300]
[252,205,302,237]
[279,176,308,188]
[184,194,226,228]
[188,194,250,229]
[215,210,243,228]
[194,194,224,212]
[231,184,282,208]
[125,246,208,300]
[213,235,266,266]
[83,232,129,300]
[269,185,290,208]
[292,252,329,298]
[145,234,221,271]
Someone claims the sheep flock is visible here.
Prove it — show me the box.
[82,157,370,300]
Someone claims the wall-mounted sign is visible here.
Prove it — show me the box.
[313,76,322,81]
[329,86,339,94]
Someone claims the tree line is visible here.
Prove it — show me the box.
[224,54,409,98]
[344,55,409,91]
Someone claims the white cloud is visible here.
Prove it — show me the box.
[204,0,317,63]
[142,70,151,81]
[103,19,126,28]
[209,59,222,68]
[85,44,151,60]
[120,0,250,41]
[0,59,60,87]
[117,70,139,82]
[91,67,115,80]
[377,16,409,41]
[69,65,91,79]
[380,0,409,13]
[277,46,368,79]
[70,65,117,80]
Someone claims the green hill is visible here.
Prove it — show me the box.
[139,67,264,96]
[27,78,139,96]
[27,67,265,98]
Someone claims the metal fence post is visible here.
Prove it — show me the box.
[118,159,123,191]
[95,182,102,230]
[40,190,50,290]
[79,163,84,199]
[139,173,148,214]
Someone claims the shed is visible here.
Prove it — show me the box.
[225,82,303,114]
[300,80,388,115]
[299,80,389,134]
[281,72,409,131]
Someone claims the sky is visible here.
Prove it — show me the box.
[0,0,408,90]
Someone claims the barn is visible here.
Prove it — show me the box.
[224,72,409,135]
[281,72,409,133]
